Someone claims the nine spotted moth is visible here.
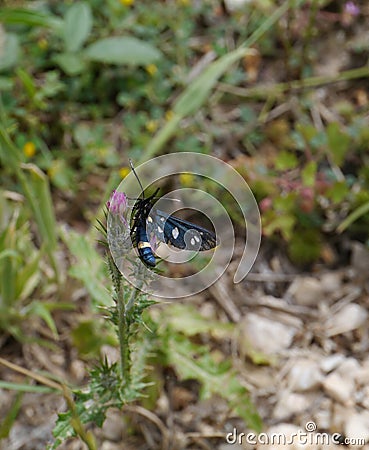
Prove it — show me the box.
[129,161,217,267]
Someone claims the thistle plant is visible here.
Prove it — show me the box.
[51,190,157,449]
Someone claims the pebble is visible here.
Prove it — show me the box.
[320,272,342,294]
[239,313,297,355]
[351,242,369,276]
[345,412,369,447]
[335,357,361,379]
[288,359,323,391]
[323,372,355,404]
[273,392,312,420]
[314,400,332,430]
[102,409,125,442]
[224,0,251,11]
[325,304,367,336]
[287,277,325,306]
[320,354,346,373]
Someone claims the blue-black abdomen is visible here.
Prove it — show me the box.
[136,220,156,267]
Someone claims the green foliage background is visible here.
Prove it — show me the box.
[0,0,368,448]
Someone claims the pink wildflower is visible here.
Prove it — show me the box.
[344,1,360,16]
[107,190,128,225]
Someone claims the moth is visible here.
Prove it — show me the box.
[129,161,217,267]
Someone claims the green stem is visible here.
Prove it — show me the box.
[216,65,369,100]
[113,258,141,385]
[63,386,97,450]
[117,283,130,385]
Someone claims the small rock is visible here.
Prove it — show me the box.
[356,359,369,385]
[273,392,312,420]
[320,272,342,294]
[224,0,252,11]
[70,359,86,383]
[336,357,361,379]
[314,400,332,430]
[351,242,369,276]
[320,354,346,373]
[101,443,123,450]
[244,365,277,389]
[157,392,170,415]
[345,412,369,446]
[323,372,355,404]
[239,313,297,356]
[287,277,325,306]
[102,409,125,442]
[359,386,369,409]
[325,304,367,336]
[288,359,323,391]
[331,403,354,431]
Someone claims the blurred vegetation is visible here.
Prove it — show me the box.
[0,0,368,448]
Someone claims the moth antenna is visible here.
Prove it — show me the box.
[129,159,145,199]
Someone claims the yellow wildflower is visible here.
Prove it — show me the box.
[47,163,57,179]
[145,64,158,76]
[179,173,195,186]
[165,110,175,121]
[97,147,108,158]
[23,141,36,158]
[178,0,190,5]
[145,120,158,133]
[120,0,134,6]
[119,166,130,179]
[37,38,48,50]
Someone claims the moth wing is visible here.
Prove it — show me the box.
[151,209,217,251]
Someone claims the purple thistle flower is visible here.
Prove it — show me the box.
[107,190,128,225]
[344,1,360,16]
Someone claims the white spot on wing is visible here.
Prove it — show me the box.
[194,235,200,242]
[158,226,163,233]
[172,227,179,239]
[160,217,165,222]
[147,216,153,223]
[190,237,195,246]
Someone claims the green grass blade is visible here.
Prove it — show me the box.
[21,164,57,251]
[0,381,55,393]
[0,391,23,439]
[0,217,18,307]
[337,201,369,233]
[0,128,57,274]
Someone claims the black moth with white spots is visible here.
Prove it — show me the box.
[130,190,217,267]
[129,160,217,267]
[129,161,217,267]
